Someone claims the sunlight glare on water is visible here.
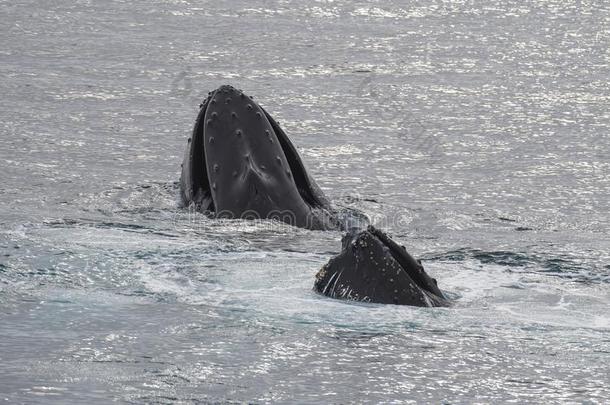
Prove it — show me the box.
[1,0,609,403]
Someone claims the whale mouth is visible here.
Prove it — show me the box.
[179,94,215,212]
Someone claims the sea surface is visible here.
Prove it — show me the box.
[1,0,609,403]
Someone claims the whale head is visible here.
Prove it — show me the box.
[180,85,336,230]
[314,226,448,307]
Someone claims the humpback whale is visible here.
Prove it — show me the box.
[179,85,448,307]
[180,85,337,230]
[314,226,448,307]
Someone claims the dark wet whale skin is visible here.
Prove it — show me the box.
[314,226,448,307]
[180,85,337,230]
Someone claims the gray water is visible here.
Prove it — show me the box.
[1,0,609,403]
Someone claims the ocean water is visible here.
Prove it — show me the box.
[1,0,609,403]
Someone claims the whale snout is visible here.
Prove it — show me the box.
[180,84,337,230]
[314,226,449,307]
